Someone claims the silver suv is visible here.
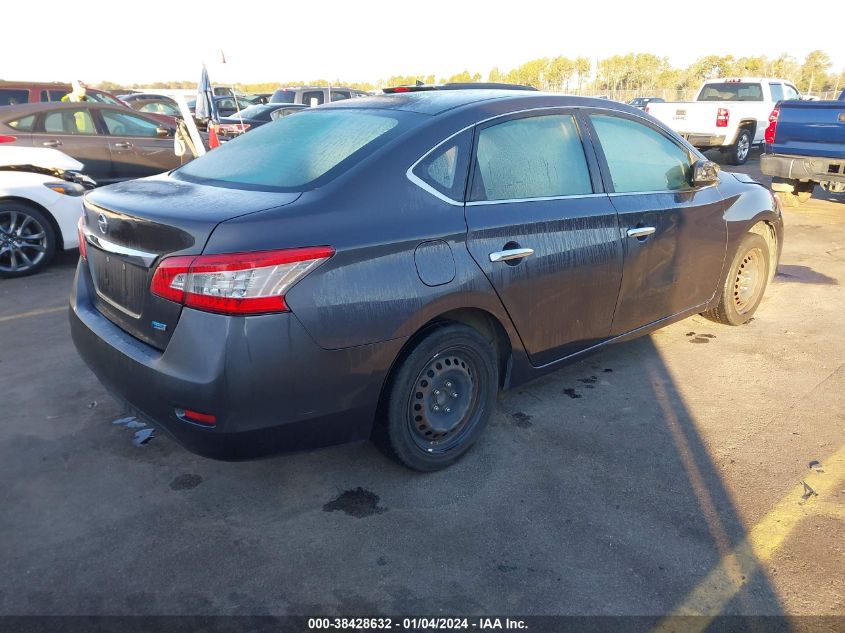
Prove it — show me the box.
[269,86,368,106]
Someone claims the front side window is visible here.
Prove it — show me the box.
[590,114,692,193]
[175,109,411,191]
[470,114,592,202]
[139,101,180,116]
[101,110,160,137]
[783,84,800,100]
[412,130,472,202]
[43,109,97,135]
[331,91,351,102]
[769,83,784,102]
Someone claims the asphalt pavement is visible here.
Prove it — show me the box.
[1,151,843,621]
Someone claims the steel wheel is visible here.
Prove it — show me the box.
[0,209,49,275]
[407,346,482,453]
[733,246,765,314]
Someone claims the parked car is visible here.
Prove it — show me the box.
[71,88,783,471]
[186,96,254,129]
[0,146,95,277]
[270,86,369,105]
[628,96,664,109]
[213,103,307,140]
[0,103,184,184]
[0,81,124,107]
[246,93,273,105]
[646,77,802,165]
[122,93,181,117]
[761,90,845,206]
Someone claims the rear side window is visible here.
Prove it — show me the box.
[470,114,592,202]
[0,89,29,106]
[175,109,411,191]
[7,114,36,131]
[412,130,472,202]
[590,114,691,193]
[302,91,324,106]
[43,109,97,135]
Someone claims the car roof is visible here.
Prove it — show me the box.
[320,89,634,116]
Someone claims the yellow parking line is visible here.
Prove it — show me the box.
[0,306,66,323]
[652,443,845,632]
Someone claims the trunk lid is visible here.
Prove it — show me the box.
[82,175,300,349]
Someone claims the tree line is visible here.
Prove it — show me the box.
[96,50,843,96]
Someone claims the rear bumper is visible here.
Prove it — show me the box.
[760,153,845,184]
[679,133,727,148]
[69,260,403,460]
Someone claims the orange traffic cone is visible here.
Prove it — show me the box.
[208,124,220,149]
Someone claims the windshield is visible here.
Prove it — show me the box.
[175,109,416,192]
[697,83,763,102]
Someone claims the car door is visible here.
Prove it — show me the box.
[584,111,728,336]
[463,110,624,366]
[99,108,182,181]
[29,107,112,181]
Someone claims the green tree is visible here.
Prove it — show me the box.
[799,50,832,93]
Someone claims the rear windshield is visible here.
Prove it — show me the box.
[697,83,763,102]
[226,104,274,119]
[174,109,414,192]
[270,89,296,103]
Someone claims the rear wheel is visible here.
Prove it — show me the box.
[0,202,56,278]
[379,323,498,471]
[702,232,770,326]
[726,127,752,165]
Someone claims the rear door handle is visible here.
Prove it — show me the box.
[626,227,656,239]
[114,142,133,149]
[489,248,534,263]
[42,140,62,147]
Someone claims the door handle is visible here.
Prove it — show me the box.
[489,248,534,263]
[626,227,656,239]
[42,140,62,147]
[114,142,133,149]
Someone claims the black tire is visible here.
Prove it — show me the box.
[702,233,770,326]
[378,323,498,471]
[0,201,56,278]
[726,127,752,165]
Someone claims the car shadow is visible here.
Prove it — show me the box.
[775,264,839,285]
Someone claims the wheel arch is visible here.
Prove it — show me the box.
[736,120,757,142]
[748,218,779,282]
[0,195,64,251]
[373,307,514,438]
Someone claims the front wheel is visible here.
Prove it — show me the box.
[726,128,752,166]
[702,232,770,326]
[0,202,56,278]
[379,323,498,471]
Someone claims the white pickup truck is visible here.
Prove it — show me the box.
[646,77,801,165]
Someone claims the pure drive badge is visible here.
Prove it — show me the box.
[151,321,168,332]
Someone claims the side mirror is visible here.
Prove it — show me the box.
[156,126,173,138]
[692,159,719,186]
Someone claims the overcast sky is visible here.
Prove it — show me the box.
[3,0,842,85]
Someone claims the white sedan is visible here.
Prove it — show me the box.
[0,146,94,277]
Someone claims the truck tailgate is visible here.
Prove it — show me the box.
[774,101,845,159]
[648,102,716,134]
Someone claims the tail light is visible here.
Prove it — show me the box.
[150,247,334,315]
[219,123,250,133]
[764,107,780,145]
[0,135,17,143]
[77,216,88,260]
[716,108,730,128]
